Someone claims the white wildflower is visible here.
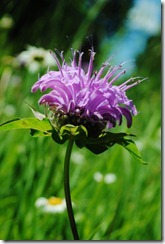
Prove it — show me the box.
[93,172,103,182]
[35,196,66,214]
[104,173,117,184]
[16,45,55,73]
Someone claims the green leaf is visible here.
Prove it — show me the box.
[117,139,147,165]
[85,132,131,154]
[84,131,146,164]
[0,118,52,133]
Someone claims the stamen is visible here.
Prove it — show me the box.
[105,59,134,83]
[55,48,62,57]
[72,49,77,68]
[109,69,126,85]
[95,63,107,81]
[119,59,135,67]
[119,76,142,89]
[103,65,121,82]
[123,77,147,91]
[50,51,64,76]
[87,50,95,80]
[78,52,84,76]
[60,51,65,64]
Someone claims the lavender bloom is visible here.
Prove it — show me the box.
[31,49,141,137]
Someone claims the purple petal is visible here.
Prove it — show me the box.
[119,107,132,128]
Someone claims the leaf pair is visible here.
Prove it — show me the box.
[51,124,146,164]
[0,117,146,164]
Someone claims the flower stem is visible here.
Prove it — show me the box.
[64,138,79,240]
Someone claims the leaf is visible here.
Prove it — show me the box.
[117,139,147,165]
[85,132,131,154]
[85,143,111,154]
[0,118,52,133]
[84,131,146,164]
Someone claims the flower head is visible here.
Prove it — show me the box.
[32,49,142,137]
[35,196,66,214]
[17,45,55,73]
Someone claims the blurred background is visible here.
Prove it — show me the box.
[0,0,161,240]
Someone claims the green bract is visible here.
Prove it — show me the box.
[52,124,88,147]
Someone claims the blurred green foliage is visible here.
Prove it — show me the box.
[0,0,161,240]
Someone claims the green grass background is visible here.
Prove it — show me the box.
[0,0,161,240]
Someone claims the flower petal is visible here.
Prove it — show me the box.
[119,107,132,128]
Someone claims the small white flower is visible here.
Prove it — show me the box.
[16,45,55,73]
[35,196,66,214]
[93,172,103,182]
[104,173,117,184]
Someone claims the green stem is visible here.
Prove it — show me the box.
[64,138,79,240]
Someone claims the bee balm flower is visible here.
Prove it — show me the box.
[32,49,141,137]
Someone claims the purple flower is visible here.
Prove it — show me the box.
[31,49,142,137]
